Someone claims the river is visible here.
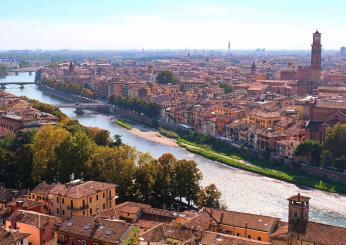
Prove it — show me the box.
[1,72,346,227]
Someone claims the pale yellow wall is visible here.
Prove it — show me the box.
[49,187,116,218]
[213,224,269,242]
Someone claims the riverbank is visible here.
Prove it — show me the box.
[149,126,346,194]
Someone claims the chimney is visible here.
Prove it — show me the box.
[298,193,301,201]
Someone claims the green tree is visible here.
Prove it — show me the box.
[334,157,346,172]
[294,140,321,165]
[88,127,111,146]
[55,130,96,182]
[134,153,160,204]
[172,159,202,206]
[84,145,137,201]
[156,70,178,84]
[197,184,223,209]
[324,123,346,160]
[219,83,234,93]
[31,125,69,182]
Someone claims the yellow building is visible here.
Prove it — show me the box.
[247,111,281,129]
[30,180,117,219]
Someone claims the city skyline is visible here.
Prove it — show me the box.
[1,0,346,50]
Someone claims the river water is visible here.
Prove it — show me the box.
[1,72,346,227]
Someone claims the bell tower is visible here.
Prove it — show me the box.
[288,193,310,233]
[311,30,322,81]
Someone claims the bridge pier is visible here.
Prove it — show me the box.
[1,84,6,89]
[15,71,19,76]
[29,71,32,76]
[74,107,84,115]
[20,85,25,89]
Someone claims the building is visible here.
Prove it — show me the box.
[341,47,346,57]
[5,210,60,245]
[0,227,30,245]
[271,193,346,245]
[311,30,322,82]
[53,216,133,245]
[30,180,117,219]
[247,111,281,129]
[98,201,176,231]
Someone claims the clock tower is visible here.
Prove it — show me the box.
[311,30,322,81]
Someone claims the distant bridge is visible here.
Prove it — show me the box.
[0,82,36,88]
[54,103,108,109]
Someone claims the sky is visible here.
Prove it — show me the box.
[1,0,346,50]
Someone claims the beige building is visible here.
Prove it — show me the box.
[30,180,117,219]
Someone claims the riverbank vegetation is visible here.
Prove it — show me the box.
[159,128,346,194]
[116,120,133,130]
[109,95,161,118]
[39,77,95,98]
[0,100,222,209]
[0,65,8,76]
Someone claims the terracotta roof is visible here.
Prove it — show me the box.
[201,231,270,245]
[0,228,30,245]
[49,181,116,198]
[99,202,176,230]
[184,208,279,232]
[139,223,196,242]
[31,181,54,194]
[8,210,60,228]
[8,198,41,209]
[54,216,132,243]
[271,221,346,245]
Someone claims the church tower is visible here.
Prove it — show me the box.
[311,30,322,81]
[251,61,256,75]
[288,193,310,233]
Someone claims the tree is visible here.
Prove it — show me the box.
[324,123,346,160]
[88,127,111,146]
[54,130,96,182]
[156,70,178,84]
[197,184,223,209]
[84,145,137,201]
[321,150,333,169]
[172,159,202,206]
[219,83,234,93]
[134,153,160,204]
[294,140,321,165]
[31,125,69,182]
[154,153,177,207]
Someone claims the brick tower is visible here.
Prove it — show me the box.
[288,193,310,234]
[311,30,322,81]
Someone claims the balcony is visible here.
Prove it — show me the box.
[67,204,89,211]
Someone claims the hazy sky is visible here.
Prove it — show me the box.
[1,0,346,50]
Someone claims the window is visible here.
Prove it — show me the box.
[62,198,64,204]
[83,211,86,216]
[236,233,240,236]
[96,195,98,201]
[89,197,92,203]
[70,200,73,208]
[57,208,60,214]
[248,235,251,239]
[62,210,65,215]
[258,237,262,241]
[71,238,75,245]
[103,193,105,199]
[83,199,85,207]
[103,203,105,209]
[32,194,35,199]
[90,208,92,214]
[56,197,59,203]
[59,235,64,242]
